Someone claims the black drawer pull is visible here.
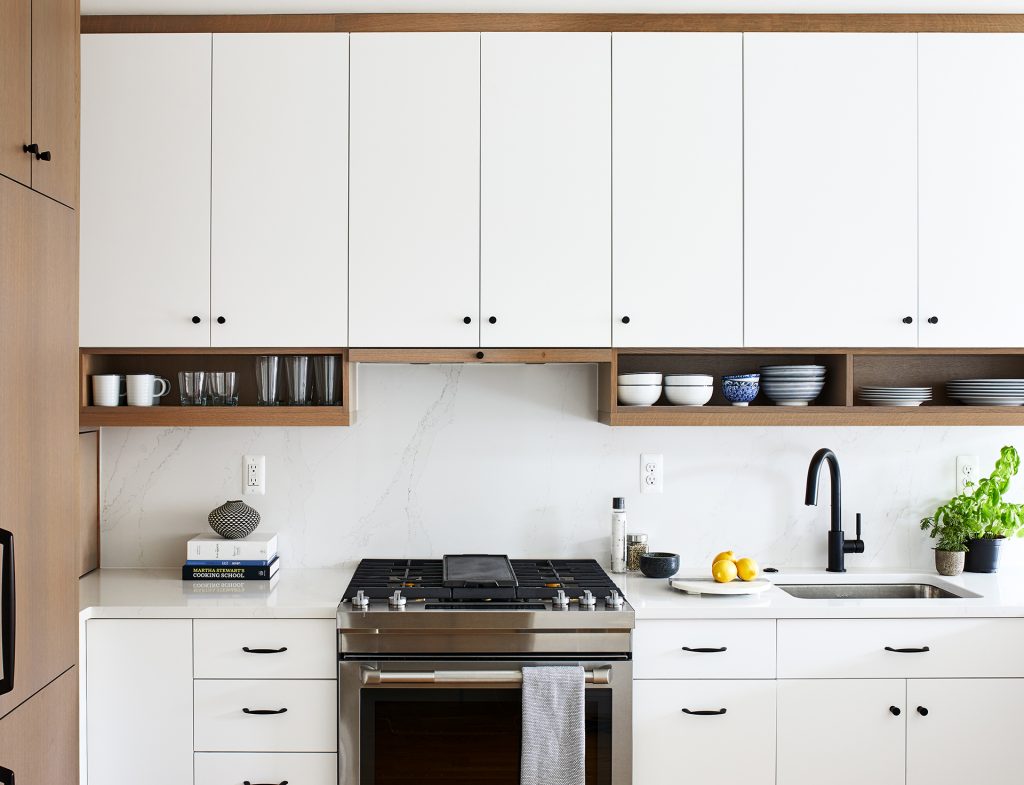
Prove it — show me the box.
[681,646,727,654]
[244,781,288,785]
[242,707,288,715]
[0,764,14,785]
[885,646,930,654]
[242,646,288,654]
[0,528,15,697]
[681,708,727,716]
[889,706,901,716]
[917,706,929,716]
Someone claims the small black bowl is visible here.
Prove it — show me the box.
[639,552,680,579]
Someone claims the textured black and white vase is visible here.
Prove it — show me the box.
[208,499,261,539]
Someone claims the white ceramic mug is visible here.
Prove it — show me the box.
[126,374,171,407]
[92,374,126,407]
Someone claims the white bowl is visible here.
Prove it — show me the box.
[618,385,662,406]
[617,372,663,386]
[664,385,713,406]
[664,374,713,386]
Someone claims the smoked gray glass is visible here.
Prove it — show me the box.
[178,371,207,406]
[209,371,238,406]
[314,355,341,405]
[255,356,279,406]
[284,355,311,406]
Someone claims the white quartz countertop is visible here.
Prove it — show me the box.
[80,566,1024,621]
[620,568,1024,620]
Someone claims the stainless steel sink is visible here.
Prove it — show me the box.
[777,583,969,600]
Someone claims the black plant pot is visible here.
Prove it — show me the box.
[964,536,1004,573]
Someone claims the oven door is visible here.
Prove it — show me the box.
[339,657,632,785]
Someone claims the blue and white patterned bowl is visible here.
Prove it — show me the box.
[722,375,760,406]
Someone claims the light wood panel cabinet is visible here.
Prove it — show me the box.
[612,33,743,348]
[349,33,481,348]
[919,34,1024,348]
[211,33,348,348]
[0,668,78,785]
[744,33,918,348]
[480,32,611,347]
[1,0,32,188]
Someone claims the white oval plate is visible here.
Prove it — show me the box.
[670,577,774,596]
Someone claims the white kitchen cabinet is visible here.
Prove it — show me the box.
[612,33,742,348]
[80,34,212,347]
[919,34,1024,347]
[744,33,918,347]
[633,619,775,680]
[85,619,193,785]
[211,33,348,348]
[194,752,338,785]
[349,33,480,347]
[907,678,1024,785]
[193,618,337,679]
[634,679,775,785]
[480,33,611,347]
[777,679,905,785]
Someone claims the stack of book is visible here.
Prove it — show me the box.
[183,532,280,582]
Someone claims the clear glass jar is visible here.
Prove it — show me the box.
[626,533,649,572]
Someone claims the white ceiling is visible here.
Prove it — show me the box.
[79,0,1024,15]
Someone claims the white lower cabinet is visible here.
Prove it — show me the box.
[194,753,338,785]
[777,679,906,785]
[633,680,776,785]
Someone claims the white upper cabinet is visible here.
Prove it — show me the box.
[480,33,611,347]
[919,34,1024,348]
[612,33,743,348]
[80,34,212,347]
[743,33,918,347]
[211,33,348,348]
[349,33,480,347]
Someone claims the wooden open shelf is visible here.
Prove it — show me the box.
[79,348,354,427]
[599,348,1024,426]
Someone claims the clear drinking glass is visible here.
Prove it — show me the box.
[313,355,340,406]
[285,355,312,406]
[255,356,279,406]
[178,371,207,406]
[209,371,238,406]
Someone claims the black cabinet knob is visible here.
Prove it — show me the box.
[889,706,901,716]
[928,316,939,324]
[463,316,472,324]
[488,316,497,324]
[903,316,914,324]
[217,316,226,324]
[621,316,630,324]
[37,150,51,161]
[917,706,929,716]
[22,143,50,161]
[475,351,484,360]
[192,316,202,324]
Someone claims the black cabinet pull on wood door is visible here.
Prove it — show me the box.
[0,528,14,696]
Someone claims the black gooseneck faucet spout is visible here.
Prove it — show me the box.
[805,448,865,573]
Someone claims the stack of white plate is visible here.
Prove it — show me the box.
[858,386,933,407]
[947,379,1024,406]
[761,365,827,406]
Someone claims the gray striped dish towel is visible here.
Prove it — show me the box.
[521,665,586,785]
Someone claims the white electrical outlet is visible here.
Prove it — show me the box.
[956,455,979,495]
[243,455,266,496]
[640,453,664,494]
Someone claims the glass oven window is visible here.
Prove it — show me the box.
[360,688,613,785]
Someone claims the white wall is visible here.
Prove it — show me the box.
[99,363,1024,572]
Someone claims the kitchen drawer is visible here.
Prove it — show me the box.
[195,752,337,785]
[633,619,775,679]
[194,618,336,679]
[194,679,337,752]
[778,618,1024,678]
[634,679,776,785]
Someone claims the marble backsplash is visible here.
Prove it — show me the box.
[99,363,1024,571]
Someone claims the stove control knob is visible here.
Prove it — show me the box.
[605,590,624,609]
[388,590,407,609]
[352,590,370,609]
[552,590,569,609]
[580,590,596,609]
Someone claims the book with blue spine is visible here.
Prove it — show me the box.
[182,555,280,581]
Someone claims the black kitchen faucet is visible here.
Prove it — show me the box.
[805,448,865,572]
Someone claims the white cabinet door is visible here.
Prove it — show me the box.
[349,33,480,347]
[777,679,905,785]
[85,619,193,785]
[634,680,775,785]
[211,33,348,347]
[80,34,211,347]
[744,33,918,347]
[481,33,611,347]
[919,35,1024,347]
[612,33,742,348]
[907,678,1024,785]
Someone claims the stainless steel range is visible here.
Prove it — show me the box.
[337,555,634,785]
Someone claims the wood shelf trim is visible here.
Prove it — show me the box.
[349,348,612,363]
[79,405,350,427]
[599,405,1024,427]
[81,14,1024,35]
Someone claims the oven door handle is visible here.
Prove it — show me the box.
[361,665,612,686]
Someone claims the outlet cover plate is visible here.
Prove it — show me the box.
[244,455,266,496]
[956,455,979,496]
[640,453,663,494]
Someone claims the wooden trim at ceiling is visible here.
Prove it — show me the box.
[80,13,1024,35]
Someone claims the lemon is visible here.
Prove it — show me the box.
[736,557,760,582]
[711,550,736,567]
[712,559,738,583]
